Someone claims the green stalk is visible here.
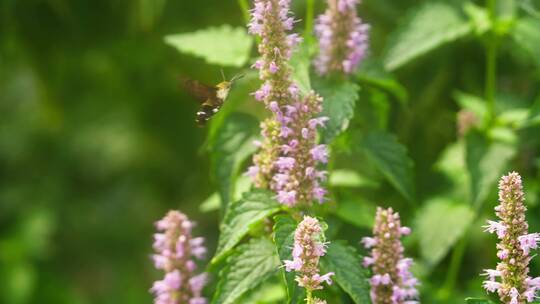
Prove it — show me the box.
[306,289,313,304]
[237,0,250,24]
[305,0,315,39]
[439,235,469,299]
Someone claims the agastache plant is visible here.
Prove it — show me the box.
[482,172,540,303]
[246,0,329,207]
[284,216,334,304]
[362,207,419,304]
[315,0,369,75]
[151,210,208,304]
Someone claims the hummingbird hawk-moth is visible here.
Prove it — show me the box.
[180,72,244,127]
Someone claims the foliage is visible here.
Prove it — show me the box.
[1,0,540,303]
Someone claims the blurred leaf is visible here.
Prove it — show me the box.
[465,298,495,304]
[329,169,379,188]
[290,40,314,94]
[213,238,280,304]
[213,189,281,264]
[334,198,377,229]
[454,91,488,128]
[519,0,540,18]
[522,96,540,127]
[463,2,491,35]
[320,241,371,304]
[384,2,472,70]
[465,131,516,207]
[135,0,167,30]
[273,215,305,304]
[165,25,253,67]
[415,197,475,267]
[361,131,415,202]
[316,79,359,143]
[434,141,467,186]
[209,113,259,210]
[200,176,252,212]
[0,262,35,304]
[511,16,540,67]
[355,58,408,104]
[498,108,530,128]
[242,282,286,304]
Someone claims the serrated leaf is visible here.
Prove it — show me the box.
[165,25,253,67]
[356,58,408,104]
[213,238,280,304]
[335,198,377,229]
[315,78,359,143]
[415,197,475,267]
[465,298,495,304]
[511,16,540,67]
[465,131,516,207]
[273,215,305,304]
[361,131,415,202]
[213,189,281,264]
[209,113,259,210]
[384,2,472,70]
[320,241,371,304]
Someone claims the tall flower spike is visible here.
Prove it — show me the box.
[362,207,419,304]
[315,0,369,75]
[284,216,334,303]
[151,211,208,304]
[246,0,329,206]
[482,172,540,303]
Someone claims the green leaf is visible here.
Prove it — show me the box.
[213,189,281,264]
[320,241,371,304]
[384,2,472,70]
[511,16,540,67]
[200,176,252,213]
[209,113,259,210]
[213,238,281,304]
[329,169,380,188]
[522,96,540,127]
[290,40,314,94]
[465,131,516,207]
[315,78,359,143]
[463,2,491,35]
[334,198,377,229]
[361,131,415,202]
[415,197,475,267]
[273,215,305,304]
[465,298,495,304]
[356,58,408,104]
[165,25,253,67]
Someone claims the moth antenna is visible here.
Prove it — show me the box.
[231,73,245,82]
[220,69,226,82]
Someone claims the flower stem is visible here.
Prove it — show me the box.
[237,0,250,24]
[440,234,469,299]
[305,0,315,40]
[306,289,313,304]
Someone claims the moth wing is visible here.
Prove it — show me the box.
[179,77,216,102]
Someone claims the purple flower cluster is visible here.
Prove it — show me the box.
[246,0,329,206]
[284,216,334,299]
[482,172,540,303]
[151,211,208,304]
[315,0,369,75]
[362,207,419,304]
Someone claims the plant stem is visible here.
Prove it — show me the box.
[440,235,469,299]
[237,0,250,24]
[306,289,313,304]
[305,0,315,40]
[485,0,497,125]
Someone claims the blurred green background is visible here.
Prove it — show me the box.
[1,0,539,303]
